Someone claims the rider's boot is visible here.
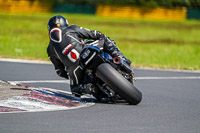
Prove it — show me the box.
[104,38,131,66]
[104,38,135,83]
[72,83,111,103]
[71,83,99,97]
[71,85,83,97]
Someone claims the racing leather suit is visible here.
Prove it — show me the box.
[47,25,130,96]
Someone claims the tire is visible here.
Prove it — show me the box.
[96,63,142,105]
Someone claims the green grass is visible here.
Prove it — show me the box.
[0,13,200,70]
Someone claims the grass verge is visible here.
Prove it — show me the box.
[0,13,199,70]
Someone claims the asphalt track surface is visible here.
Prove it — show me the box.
[0,60,200,133]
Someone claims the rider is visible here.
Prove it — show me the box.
[47,15,131,98]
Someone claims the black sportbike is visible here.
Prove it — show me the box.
[79,41,142,105]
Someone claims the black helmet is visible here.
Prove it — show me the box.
[47,15,69,31]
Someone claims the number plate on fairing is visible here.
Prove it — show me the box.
[80,46,101,68]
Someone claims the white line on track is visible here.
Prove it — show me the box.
[4,76,200,85]
[0,58,51,64]
[136,77,200,80]
[1,58,200,73]
[135,67,200,73]
[9,80,70,84]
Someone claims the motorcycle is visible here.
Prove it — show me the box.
[79,40,142,105]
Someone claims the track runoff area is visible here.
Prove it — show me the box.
[0,58,199,113]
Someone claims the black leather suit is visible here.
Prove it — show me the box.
[47,25,113,95]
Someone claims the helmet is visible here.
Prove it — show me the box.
[47,15,69,31]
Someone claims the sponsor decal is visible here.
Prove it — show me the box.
[67,49,79,63]
[62,44,72,55]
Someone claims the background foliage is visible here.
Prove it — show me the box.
[41,0,200,8]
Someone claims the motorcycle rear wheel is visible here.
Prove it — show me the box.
[96,63,142,105]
